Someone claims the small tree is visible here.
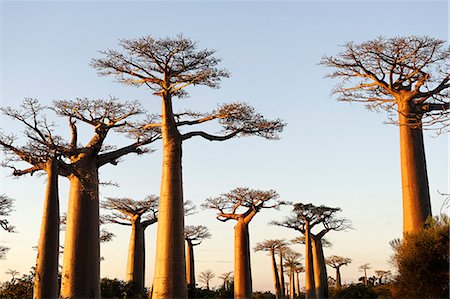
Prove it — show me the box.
[101,196,159,291]
[92,35,285,299]
[203,187,286,299]
[254,239,284,299]
[198,270,215,290]
[283,251,302,299]
[374,270,391,285]
[359,263,371,286]
[184,225,211,288]
[325,255,352,289]
[218,271,233,291]
[5,269,20,280]
[321,36,450,233]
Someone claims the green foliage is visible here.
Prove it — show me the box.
[0,273,33,299]
[390,215,449,298]
[100,278,147,298]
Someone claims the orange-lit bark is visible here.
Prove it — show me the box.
[289,268,295,299]
[186,240,195,288]
[234,217,252,299]
[126,219,145,291]
[279,252,286,298]
[335,268,341,289]
[33,158,60,299]
[304,223,316,299]
[311,236,328,298]
[295,271,300,298]
[398,100,431,234]
[152,94,187,298]
[271,249,282,299]
[60,157,100,298]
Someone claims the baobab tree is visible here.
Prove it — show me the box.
[0,194,14,260]
[92,35,285,299]
[203,187,287,299]
[253,239,284,299]
[325,255,352,289]
[0,99,64,299]
[283,251,302,299]
[321,36,450,233]
[219,271,233,291]
[101,195,159,291]
[275,239,290,298]
[5,269,20,280]
[359,263,371,286]
[374,270,391,285]
[184,225,211,288]
[294,265,305,298]
[198,270,215,290]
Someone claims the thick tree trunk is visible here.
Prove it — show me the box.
[289,270,295,299]
[234,217,252,299]
[126,220,145,291]
[186,241,195,288]
[335,268,341,289]
[398,104,431,234]
[305,224,316,299]
[295,272,300,298]
[33,159,60,299]
[271,250,282,299]
[279,253,286,298]
[311,236,328,298]
[152,94,187,299]
[60,160,100,298]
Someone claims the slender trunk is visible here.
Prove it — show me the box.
[271,250,282,299]
[279,252,286,298]
[153,94,187,299]
[311,236,328,298]
[289,269,295,299]
[185,240,195,288]
[364,269,367,286]
[60,160,100,298]
[295,272,300,298]
[126,220,145,291]
[234,217,252,299]
[33,158,60,299]
[305,224,316,299]
[398,103,431,234]
[335,268,341,289]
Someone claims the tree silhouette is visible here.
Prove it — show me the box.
[92,35,285,298]
[184,225,211,288]
[0,195,14,261]
[218,271,233,291]
[322,36,450,233]
[325,255,352,289]
[204,187,287,299]
[6,269,20,280]
[254,239,284,299]
[275,239,291,298]
[374,270,391,285]
[198,270,215,290]
[101,195,159,291]
[359,263,371,286]
[283,251,303,299]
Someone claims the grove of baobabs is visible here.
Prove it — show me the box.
[0,33,449,299]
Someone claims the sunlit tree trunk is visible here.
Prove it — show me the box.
[279,252,286,298]
[295,272,300,298]
[305,223,316,299]
[335,268,341,289]
[311,236,328,298]
[153,94,187,299]
[289,269,295,299]
[33,158,60,299]
[186,240,195,288]
[271,249,282,299]
[235,217,252,299]
[127,219,145,291]
[398,102,431,234]
[60,158,100,298]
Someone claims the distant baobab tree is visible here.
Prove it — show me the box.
[325,255,352,289]
[283,251,302,299]
[5,269,20,280]
[203,187,287,299]
[253,239,284,299]
[218,271,233,291]
[0,194,14,260]
[359,263,371,286]
[321,36,450,233]
[92,34,285,299]
[275,239,290,298]
[374,270,391,285]
[184,225,211,289]
[101,195,159,291]
[294,265,305,298]
[198,270,215,290]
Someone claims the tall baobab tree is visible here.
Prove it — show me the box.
[101,195,159,291]
[0,99,64,299]
[203,187,287,299]
[0,194,14,260]
[92,35,285,299]
[184,225,211,288]
[283,251,302,299]
[359,263,371,286]
[325,255,351,289]
[276,239,290,298]
[321,36,450,233]
[294,265,305,298]
[254,239,284,299]
[198,270,215,290]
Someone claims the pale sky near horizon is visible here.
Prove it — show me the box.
[0,0,448,293]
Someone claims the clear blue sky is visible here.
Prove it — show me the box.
[0,0,448,292]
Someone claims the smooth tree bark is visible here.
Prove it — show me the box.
[254,239,284,299]
[310,234,327,299]
[204,188,286,299]
[92,35,285,299]
[325,256,351,289]
[184,225,211,288]
[101,196,159,291]
[321,36,450,233]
